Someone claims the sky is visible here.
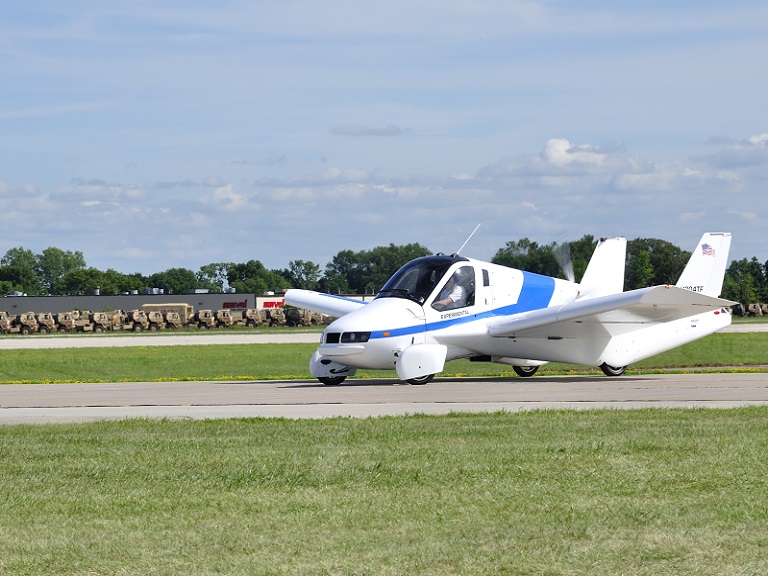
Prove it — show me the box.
[2,1,767,277]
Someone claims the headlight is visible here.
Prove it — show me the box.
[341,331,370,343]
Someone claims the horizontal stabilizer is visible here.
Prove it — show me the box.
[284,289,367,318]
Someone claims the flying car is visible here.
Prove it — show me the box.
[285,232,733,384]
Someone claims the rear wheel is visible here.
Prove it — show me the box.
[406,374,434,385]
[513,365,539,378]
[600,363,627,377]
[318,376,346,385]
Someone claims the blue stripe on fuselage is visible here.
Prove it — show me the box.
[370,271,556,339]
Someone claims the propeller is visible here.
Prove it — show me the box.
[553,241,576,283]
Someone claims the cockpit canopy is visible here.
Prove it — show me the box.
[375,255,474,308]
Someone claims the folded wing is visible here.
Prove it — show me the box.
[284,289,367,318]
[487,285,735,339]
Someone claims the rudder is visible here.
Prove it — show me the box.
[577,237,627,300]
[675,232,731,297]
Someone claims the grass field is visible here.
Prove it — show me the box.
[2,409,768,575]
[0,331,766,385]
[2,332,767,574]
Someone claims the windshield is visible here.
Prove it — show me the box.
[375,255,467,305]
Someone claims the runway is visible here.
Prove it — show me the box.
[2,327,767,424]
[2,372,768,424]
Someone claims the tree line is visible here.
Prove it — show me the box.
[1,238,766,308]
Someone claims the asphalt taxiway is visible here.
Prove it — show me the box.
[2,372,768,425]
[1,329,767,424]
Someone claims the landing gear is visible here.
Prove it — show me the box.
[318,376,346,385]
[600,363,627,377]
[513,365,539,378]
[406,374,435,385]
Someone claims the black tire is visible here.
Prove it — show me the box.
[600,363,627,377]
[513,365,539,377]
[93,325,104,333]
[318,376,346,385]
[38,325,50,334]
[406,374,435,385]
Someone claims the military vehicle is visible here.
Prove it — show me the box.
[0,311,39,334]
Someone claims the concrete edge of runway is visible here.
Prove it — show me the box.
[3,400,768,425]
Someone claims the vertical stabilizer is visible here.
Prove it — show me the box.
[675,232,732,297]
[577,237,627,300]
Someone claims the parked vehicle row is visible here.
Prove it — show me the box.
[0,303,326,334]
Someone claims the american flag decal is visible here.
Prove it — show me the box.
[701,243,715,256]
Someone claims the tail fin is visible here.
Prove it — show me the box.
[676,232,732,297]
[577,237,627,300]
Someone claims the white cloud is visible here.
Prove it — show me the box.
[206,184,250,211]
[540,138,607,167]
[2,3,767,273]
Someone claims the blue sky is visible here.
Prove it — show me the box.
[2,1,767,276]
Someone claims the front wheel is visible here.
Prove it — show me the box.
[318,376,346,385]
[406,374,434,385]
[513,365,539,378]
[600,363,627,377]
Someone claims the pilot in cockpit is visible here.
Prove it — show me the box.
[432,268,469,311]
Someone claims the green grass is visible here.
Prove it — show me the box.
[2,409,768,575]
[2,333,767,574]
[0,332,766,385]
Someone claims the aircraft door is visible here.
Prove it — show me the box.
[476,267,492,313]
[429,265,479,314]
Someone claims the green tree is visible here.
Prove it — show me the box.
[0,247,41,294]
[322,243,431,294]
[321,250,357,294]
[625,249,654,289]
[227,260,290,294]
[284,260,321,290]
[197,263,230,292]
[626,238,690,288]
[148,268,199,294]
[58,267,107,295]
[567,235,595,282]
[102,269,146,295]
[363,243,432,293]
[722,257,763,307]
[35,247,86,294]
[492,238,561,277]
